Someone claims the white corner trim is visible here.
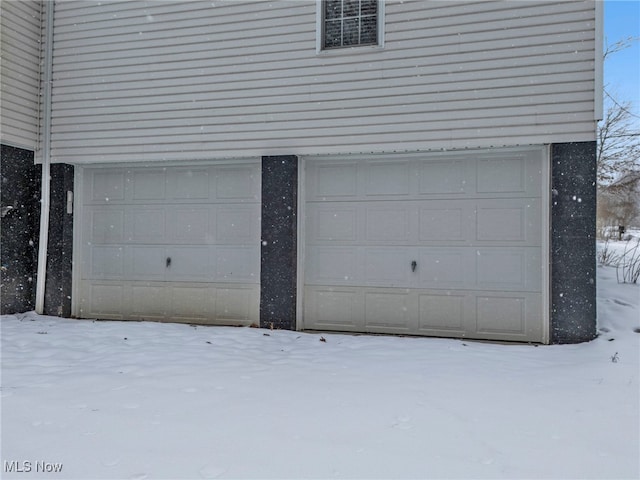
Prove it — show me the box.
[71,166,83,318]
[594,0,604,121]
[296,157,306,331]
[378,0,385,49]
[541,145,551,344]
[315,0,322,54]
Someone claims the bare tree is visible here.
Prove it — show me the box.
[597,96,640,185]
[597,37,640,185]
[598,171,640,235]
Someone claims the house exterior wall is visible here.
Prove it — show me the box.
[48,0,598,164]
[0,146,41,314]
[1,0,42,150]
[3,0,599,344]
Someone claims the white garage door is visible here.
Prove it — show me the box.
[303,149,546,342]
[77,163,260,325]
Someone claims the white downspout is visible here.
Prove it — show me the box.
[35,0,55,314]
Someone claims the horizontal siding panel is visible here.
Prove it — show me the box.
[50,127,596,163]
[51,55,594,104]
[2,125,38,148]
[57,17,601,69]
[50,70,593,113]
[53,3,310,39]
[51,11,592,65]
[52,94,594,135]
[53,30,314,62]
[1,88,39,117]
[2,106,41,129]
[51,35,594,86]
[52,28,311,61]
[51,83,594,124]
[1,0,41,150]
[52,112,593,146]
[54,0,300,27]
[47,0,597,163]
[0,9,41,38]
[386,0,591,26]
[2,53,41,80]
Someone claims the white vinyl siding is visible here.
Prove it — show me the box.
[49,0,597,164]
[1,0,42,150]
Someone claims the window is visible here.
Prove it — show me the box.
[322,0,379,50]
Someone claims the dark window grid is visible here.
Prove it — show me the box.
[323,0,378,49]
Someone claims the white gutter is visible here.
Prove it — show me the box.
[35,0,55,314]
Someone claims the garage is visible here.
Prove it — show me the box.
[76,163,261,325]
[303,148,548,342]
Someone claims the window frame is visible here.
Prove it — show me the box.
[316,0,385,54]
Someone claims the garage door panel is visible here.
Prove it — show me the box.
[365,161,411,196]
[476,199,541,244]
[88,207,125,244]
[476,296,524,334]
[419,159,467,195]
[417,249,469,288]
[304,150,545,342]
[169,285,213,322]
[418,293,467,332]
[364,291,414,331]
[310,162,358,199]
[215,287,258,323]
[80,163,260,324]
[131,284,167,320]
[88,246,125,279]
[166,206,211,243]
[477,206,525,242]
[79,283,125,319]
[365,206,412,242]
[304,287,362,330]
[477,152,541,195]
[477,157,526,194]
[306,246,359,285]
[168,168,210,200]
[130,246,167,280]
[214,246,259,283]
[216,205,260,244]
[131,207,165,243]
[132,170,167,201]
[476,248,541,292]
[307,204,359,242]
[216,165,260,200]
[419,204,469,242]
[364,248,411,286]
[475,294,542,339]
[166,246,212,281]
[86,169,126,203]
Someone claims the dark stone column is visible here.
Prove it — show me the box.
[0,145,41,314]
[44,163,74,317]
[550,142,597,344]
[260,155,298,330]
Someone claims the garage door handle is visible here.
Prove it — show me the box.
[411,260,417,272]
[166,257,172,268]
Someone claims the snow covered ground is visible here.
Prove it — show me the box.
[1,264,638,479]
